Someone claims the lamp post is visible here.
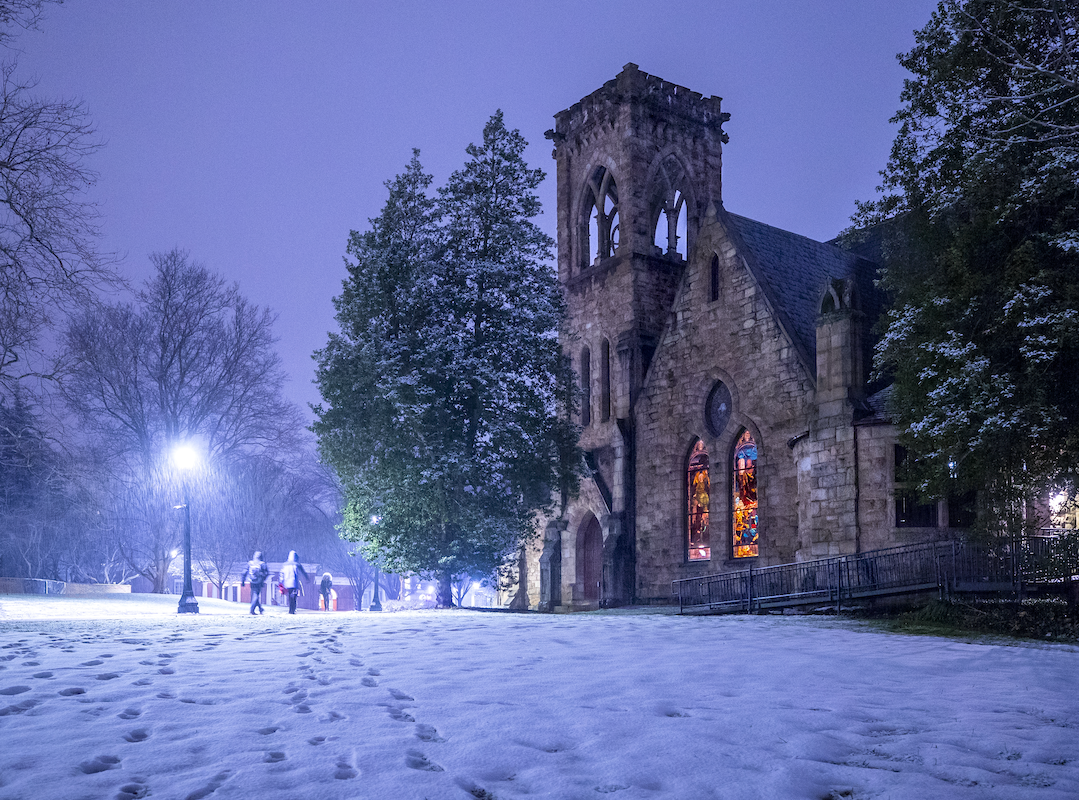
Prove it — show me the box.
[173,444,200,614]
[369,508,382,611]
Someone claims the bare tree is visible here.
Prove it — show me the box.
[0,25,120,387]
[61,251,304,589]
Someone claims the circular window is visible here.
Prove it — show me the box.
[705,381,732,436]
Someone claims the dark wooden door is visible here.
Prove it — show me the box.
[578,516,602,601]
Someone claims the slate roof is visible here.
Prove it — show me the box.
[723,210,881,376]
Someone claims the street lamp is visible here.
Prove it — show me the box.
[173,443,200,614]
[369,510,382,611]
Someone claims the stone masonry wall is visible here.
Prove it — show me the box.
[633,212,816,601]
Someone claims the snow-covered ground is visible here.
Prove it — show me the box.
[0,595,1076,800]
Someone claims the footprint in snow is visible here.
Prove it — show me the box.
[308,735,326,745]
[389,689,414,701]
[132,678,153,686]
[405,750,443,772]
[388,707,415,723]
[0,698,40,716]
[257,726,280,735]
[158,667,175,675]
[156,691,175,699]
[117,707,141,720]
[334,760,358,780]
[263,751,286,763]
[415,724,445,743]
[0,685,31,695]
[81,659,105,667]
[182,769,230,800]
[361,676,378,687]
[348,658,363,667]
[123,728,150,743]
[366,668,380,676]
[59,687,86,696]
[115,777,150,799]
[78,754,121,774]
[32,671,53,679]
[97,673,121,680]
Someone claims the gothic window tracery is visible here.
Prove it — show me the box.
[650,156,691,260]
[687,439,710,561]
[580,167,619,269]
[732,429,758,558]
[654,189,687,259]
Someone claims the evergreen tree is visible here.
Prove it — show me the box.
[849,0,1079,532]
[314,116,578,606]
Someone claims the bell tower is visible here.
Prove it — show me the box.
[544,64,729,606]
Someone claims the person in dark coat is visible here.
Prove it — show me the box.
[241,550,269,615]
[280,550,310,614]
[320,572,333,611]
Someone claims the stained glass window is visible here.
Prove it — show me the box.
[687,439,710,561]
[732,430,758,558]
[705,381,732,437]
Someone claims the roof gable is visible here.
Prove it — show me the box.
[721,210,880,375]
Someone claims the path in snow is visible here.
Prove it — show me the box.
[0,594,1077,800]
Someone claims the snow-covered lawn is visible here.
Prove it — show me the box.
[0,595,1076,800]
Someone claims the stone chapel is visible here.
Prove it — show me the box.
[525,64,965,611]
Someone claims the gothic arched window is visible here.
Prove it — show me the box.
[709,254,720,302]
[581,167,619,269]
[687,439,710,561]
[580,346,591,426]
[650,156,691,261]
[653,189,687,260]
[600,338,611,422]
[732,430,758,558]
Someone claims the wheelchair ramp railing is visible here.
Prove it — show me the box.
[673,534,1079,614]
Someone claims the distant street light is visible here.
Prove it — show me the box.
[173,443,200,614]
[369,507,383,611]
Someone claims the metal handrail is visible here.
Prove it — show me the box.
[673,534,1079,614]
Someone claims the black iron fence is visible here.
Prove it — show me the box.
[673,532,1079,614]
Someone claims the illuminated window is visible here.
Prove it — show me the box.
[732,430,758,558]
[687,439,710,561]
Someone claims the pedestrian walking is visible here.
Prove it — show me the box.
[240,550,269,615]
[320,572,333,611]
[280,550,310,614]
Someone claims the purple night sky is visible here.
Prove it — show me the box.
[13,0,939,416]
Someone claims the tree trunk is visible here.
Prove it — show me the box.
[436,571,454,607]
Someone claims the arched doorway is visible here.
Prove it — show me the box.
[576,515,602,601]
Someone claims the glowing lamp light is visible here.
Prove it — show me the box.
[173,443,200,471]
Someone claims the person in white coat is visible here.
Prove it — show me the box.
[280,550,310,614]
